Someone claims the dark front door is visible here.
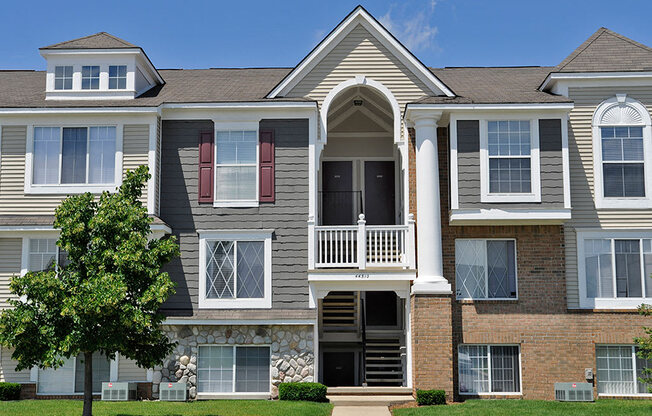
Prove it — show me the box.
[364,161,395,225]
[323,352,355,386]
[322,161,354,225]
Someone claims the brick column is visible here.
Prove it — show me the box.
[411,294,454,400]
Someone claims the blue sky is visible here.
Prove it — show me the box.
[2,0,652,70]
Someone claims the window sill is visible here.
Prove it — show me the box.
[197,392,270,400]
[481,193,541,203]
[25,184,119,195]
[459,392,522,396]
[598,393,652,398]
[457,298,518,303]
[198,298,272,309]
[579,298,651,309]
[595,198,652,209]
[213,201,259,208]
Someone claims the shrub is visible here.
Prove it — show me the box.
[416,389,446,406]
[0,382,21,401]
[278,382,327,402]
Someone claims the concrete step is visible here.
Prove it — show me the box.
[327,395,415,407]
[327,386,412,395]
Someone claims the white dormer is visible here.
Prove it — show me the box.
[39,32,164,100]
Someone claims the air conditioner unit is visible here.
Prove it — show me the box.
[159,382,187,401]
[554,382,594,402]
[101,382,137,401]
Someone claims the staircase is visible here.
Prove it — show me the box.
[364,337,405,386]
[321,292,358,331]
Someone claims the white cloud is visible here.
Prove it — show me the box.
[379,1,441,53]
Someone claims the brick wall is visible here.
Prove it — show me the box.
[409,126,652,400]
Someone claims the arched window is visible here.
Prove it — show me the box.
[592,94,652,208]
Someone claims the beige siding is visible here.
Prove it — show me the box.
[117,355,147,382]
[0,238,22,309]
[0,125,150,215]
[123,124,150,204]
[287,24,431,113]
[0,347,31,383]
[566,86,652,307]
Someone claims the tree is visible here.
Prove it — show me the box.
[635,303,652,392]
[0,166,178,416]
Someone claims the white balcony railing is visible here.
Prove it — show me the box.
[308,214,415,269]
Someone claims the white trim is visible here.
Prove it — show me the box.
[0,107,159,115]
[561,113,572,209]
[595,344,651,396]
[147,121,157,215]
[577,229,652,309]
[454,238,518,301]
[449,208,571,225]
[197,230,273,309]
[267,7,453,98]
[163,318,315,326]
[213,124,260,207]
[407,103,574,111]
[161,102,317,110]
[592,95,652,209]
[196,344,271,396]
[541,71,652,92]
[450,116,459,210]
[479,118,541,203]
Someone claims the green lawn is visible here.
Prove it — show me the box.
[392,399,652,416]
[0,399,333,416]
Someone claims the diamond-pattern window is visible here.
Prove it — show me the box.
[205,240,265,300]
[456,239,517,300]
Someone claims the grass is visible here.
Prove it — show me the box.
[392,399,652,416]
[0,399,333,416]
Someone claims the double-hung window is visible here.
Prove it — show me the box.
[31,126,117,191]
[81,66,100,90]
[108,65,127,89]
[481,120,540,202]
[198,231,272,308]
[458,345,521,394]
[593,95,652,208]
[54,66,73,90]
[215,130,258,206]
[596,346,651,395]
[455,239,517,300]
[197,345,270,394]
[579,232,652,308]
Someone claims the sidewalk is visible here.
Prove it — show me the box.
[332,406,391,416]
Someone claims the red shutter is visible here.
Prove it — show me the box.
[259,129,275,202]
[198,131,214,203]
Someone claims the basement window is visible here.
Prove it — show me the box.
[458,345,521,394]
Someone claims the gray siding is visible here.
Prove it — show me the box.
[456,119,564,209]
[159,119,310,317]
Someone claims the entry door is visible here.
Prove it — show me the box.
[322,161,353,225]
[364,161,395,225]
[323,352,355,386]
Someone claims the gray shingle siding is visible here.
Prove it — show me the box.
[159,119,310,317]
[456,119,564,209]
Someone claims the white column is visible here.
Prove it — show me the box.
[411,114,451,294]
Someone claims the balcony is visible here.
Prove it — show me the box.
[309,213,415,270]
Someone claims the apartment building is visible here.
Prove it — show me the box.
[0,6,650,401]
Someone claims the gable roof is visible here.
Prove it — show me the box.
[40,32,138,50]
[555,27,652,73]
[267,5,455,98]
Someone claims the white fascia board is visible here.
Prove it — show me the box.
[449,208,571,225]
[0,107,159,115]
[308,272,415,281]
[151,223,172,234]
[267,7,454,98]
[162,319,315,326]
[406,103,574,113]
[160,102,317,109]
[541,71,652,91]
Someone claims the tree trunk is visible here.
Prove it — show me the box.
[82,351,93,416]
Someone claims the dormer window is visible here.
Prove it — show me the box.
[109,65,127,89]
[81,65,100,90]
[54,66,73,90]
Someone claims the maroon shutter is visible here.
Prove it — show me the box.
[198,131,214,203]
[259,129,275,202]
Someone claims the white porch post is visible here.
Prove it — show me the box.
[411,113,451,294]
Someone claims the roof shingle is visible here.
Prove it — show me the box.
[40,32,137,50]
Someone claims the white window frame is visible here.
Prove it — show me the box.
[455,238,518,301]
[108,65,127,90]
[593,95,652,209]
[25,124,123,194]
[198,230,272,309]
[213,122,259,208]
[480,117,541,203]
[596,344,652,397]
[458,344,523,395]
[197,344,271,398]
[54,66,73,90]
[577,229,652,309]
